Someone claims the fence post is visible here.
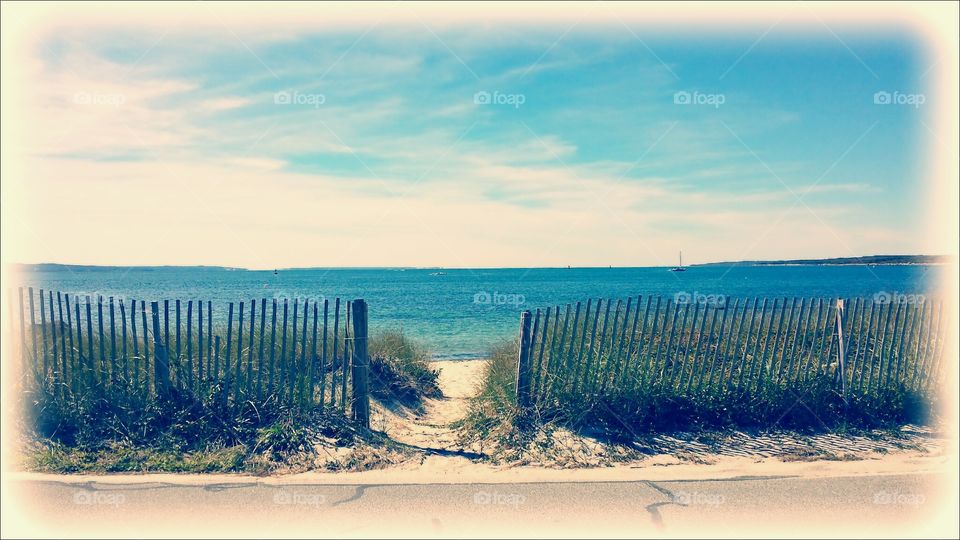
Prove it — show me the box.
[516,310,533,410]
[350,299,370,428]
[150,301,171,398]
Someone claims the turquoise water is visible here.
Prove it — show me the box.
[19,265,944,359]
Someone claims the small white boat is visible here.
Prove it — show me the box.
[670,251,687,272]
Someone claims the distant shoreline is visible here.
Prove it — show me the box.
[9,254,951,271]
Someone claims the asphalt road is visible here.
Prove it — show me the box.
[7,473,948,538]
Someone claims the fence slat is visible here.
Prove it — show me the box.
[866,301,891,392]
[673,302,697,391]
[320,299,329,406]
[907,300,930,389]
[532,307,551,400]
[129,299,138,388]
[269,299,278,396]
[74,300,84,389]
[610,296,638,391]
[666,302,690,388]
[845,298,865,389]
[586,299,611,394]
[65,294,76,393]
[330,298,340,407]
[635,296,660,390]
[538,305,561,399]
[880,301,904,388]
[341,300,351,410]
[562,302,581,394]
[528,309,541,397]
[39,289,50,381]
[916,300,942,388]
[350,299,370,426]
[299,299,310,406]
[151,301,170,398]
[235,301,244,402]
[248,299,256,399]
[690,302,717,393]
[48,292,60,390]
[685,304,716,394]
[516,310,533,409]
[206,302,213,381]
[223,303,234,393]
[572,299,595,394]
[258,298,267,400]
[140,300,150,389]
[548,304,571,398]
[119,299,128,385]
[196,299,203,383]
[186,300,193,391]
[709,298,737,392]
[309,300,319,406]
[923,300,947,390]
[593,299,619,393]
[895,302,918,383]
[175,299,181,386]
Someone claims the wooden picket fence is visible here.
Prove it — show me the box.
[515,295,948,409]
[13,287,370,427]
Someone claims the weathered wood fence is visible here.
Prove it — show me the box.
[13,288,370,427]
[515,295,947,409]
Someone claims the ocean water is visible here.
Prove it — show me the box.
[17,265,944,359]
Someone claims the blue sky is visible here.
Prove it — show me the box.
[10,18,937,268]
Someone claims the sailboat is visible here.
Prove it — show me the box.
[670,251,687,272]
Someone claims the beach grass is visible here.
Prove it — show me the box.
[368,330,442,405]
[462,337,937,451]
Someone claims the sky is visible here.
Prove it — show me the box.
[4,8,940,269]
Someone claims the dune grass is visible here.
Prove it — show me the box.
[461,337,938,451]
[368,330,441,405]
[20,323,440,473]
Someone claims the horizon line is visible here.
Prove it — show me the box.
[8,253,951,272]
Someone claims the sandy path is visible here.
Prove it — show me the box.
[370,359,486,454]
